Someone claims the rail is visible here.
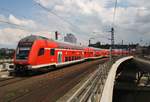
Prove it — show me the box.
[67,61,111,102]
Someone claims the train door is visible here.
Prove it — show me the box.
[57,52,62,63]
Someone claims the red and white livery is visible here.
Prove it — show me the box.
[13,35,129,72]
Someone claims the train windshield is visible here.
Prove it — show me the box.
[16,47,30,60]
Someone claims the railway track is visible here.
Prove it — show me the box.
[0,77,27,87]
[0,58,109,102]
[0,71,42,88]
[0,58,109,89]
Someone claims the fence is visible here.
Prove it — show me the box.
[67,61,112,102]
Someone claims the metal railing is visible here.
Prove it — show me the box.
[67,62,111,102]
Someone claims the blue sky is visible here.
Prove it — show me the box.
[0,0,35,18]
[0,0,150,48]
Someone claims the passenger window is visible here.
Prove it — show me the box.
[75,56,77,60]
[65,57,68,62]
[50,49,55,56]
[38,48,44,56]
[69,57,71,61]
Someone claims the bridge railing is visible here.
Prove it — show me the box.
[100,56,133,102]
[67,61,112,102]
[66,56,133,102]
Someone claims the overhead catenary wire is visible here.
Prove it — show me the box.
[36,2,85,34]
[0,7,70,41]
[0,8,31,21]
[0,19,32,32]
[0,8,33,32]
[0,19,22,27]
[0,7,68,35]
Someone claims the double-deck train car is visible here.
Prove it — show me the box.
[83,47,94,58]
[13,35,129,72]
[14,35,85,71]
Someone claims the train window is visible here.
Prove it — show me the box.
[72,56,74,60]
[50,49,55,56]
[38,48,44,56]
[74,56,76,60]
[16,47,30,60]
[65,57,68,62]
[69,57,71,61]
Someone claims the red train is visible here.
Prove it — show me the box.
[13,35,129,72]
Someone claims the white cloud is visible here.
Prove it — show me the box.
[0,14,37,30]
[0,14,7,21]
[1,0,150,47]
[8,14,36,28]
[0,28,29,46]
[0,28,57,48]
[34,0,150,45]
[35,0,52,7]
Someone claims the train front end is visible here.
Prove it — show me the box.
[13,36,35,72]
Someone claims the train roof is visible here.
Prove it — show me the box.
[19,35,50,43]
[90,47,102,51]
[19,35,84,50]
[57,42,83,50]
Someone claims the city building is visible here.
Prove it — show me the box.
[64,33,77,44]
